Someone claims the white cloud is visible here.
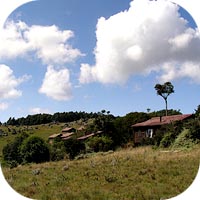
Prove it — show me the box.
[0,21,84,101]
[0,64,29,99]
[0,102,9,111]
[24,24,83,65]
[39,65,72,101]
[79,0,200,84]
[0,21,30,59]
[159,62,200,83]
[0,20,83,65]
[29,107,50,115]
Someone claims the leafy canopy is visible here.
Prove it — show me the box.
[154,82,174,100]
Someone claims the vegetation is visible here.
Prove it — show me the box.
[2,145,200,200]
[154,82,174,116]
[1,108,200,166]
[86,136,113,152]
[20,136,50,164]
[0,105,200,199]
[5,111,100,126]
[2,133,29,168]
[63,138,85,159]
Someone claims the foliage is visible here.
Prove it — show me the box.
[186,119,200,141]
[149,109,182,118]
[88,110,115,132]
[2,133,29,167]
[20,136,50,164]
[49,138,66,161]
[64,138,85,159]
[2,146,200,200]
[6,111,99,126]
[86,136,113,152]
[172,129,196,149]
[111,112,149,147]
[153,121,183,148]
[194,105,200,119]
[154,82,174,116]
[53,139,66,160]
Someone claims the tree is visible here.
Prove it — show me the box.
[20,136,50,164]
[64,138,85,159]
[2,133,29,167]
[154,82,174,116]
[86,136,113,152]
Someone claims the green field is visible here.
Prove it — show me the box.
[2,145,200,200]
[0,123,65,160]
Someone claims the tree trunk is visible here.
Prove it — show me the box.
[165,98,168,116]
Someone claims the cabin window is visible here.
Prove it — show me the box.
[146,129,153,138]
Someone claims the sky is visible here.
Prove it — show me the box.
[0,0,200,122]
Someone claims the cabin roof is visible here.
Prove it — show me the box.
[62,127,75,132]
[49,133,62,139]
[77,133,95,140]
[132,114,193,128]
[61,132,75,138]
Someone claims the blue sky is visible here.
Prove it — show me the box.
[0,0,200,122]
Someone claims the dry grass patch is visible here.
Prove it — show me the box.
[2,145,200,200]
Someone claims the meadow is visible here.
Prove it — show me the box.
[2,145,200,200]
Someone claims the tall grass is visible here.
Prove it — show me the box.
[2,145,200,200]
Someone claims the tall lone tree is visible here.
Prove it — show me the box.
[154,82,174,116]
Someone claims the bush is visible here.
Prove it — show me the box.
[187,120,200,141]
[172,129,196,149]
[20,136,50,164]
[50,139,66,161]
[86,136,113,152]
[2,133,29,166]
[159,132,175,148]
[153,121,183,147]
[64,138,85,159]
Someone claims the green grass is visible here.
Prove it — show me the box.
[0,123,64,159]
[2,145,200,200]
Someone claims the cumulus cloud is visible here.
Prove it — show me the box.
[29,107,50,115]
[0,20,83,65]
[24,24,83,65]
[79,0,200,84]
[39,65,72,101]
[0,64,29,99]
[0,20,84,100]
[159,62,200,83]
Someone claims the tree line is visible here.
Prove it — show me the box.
[5,111,100,126]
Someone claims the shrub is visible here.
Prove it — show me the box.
[20,136,50,164]
[86,136,113,152]
[187,120,200,141]
[2,133,29,166]
[50,139,66,161]
[159,132,175,148]
[64,138,85,159]
[172,129,196,149]
[153,121,183,147]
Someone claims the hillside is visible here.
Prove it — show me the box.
[2,145,200,200]
[0,123,64,160]
[0,111,200,199]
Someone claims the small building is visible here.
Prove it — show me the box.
[49,133,62,139]
[132,114,193,144]
[61,132,75,140]
[49,127,76,143]
[77,130,103,141]
[61,127,76,133]
[77,133,95,140]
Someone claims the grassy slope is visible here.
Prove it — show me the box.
[0,123,65,159]
[2,145,200,200]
